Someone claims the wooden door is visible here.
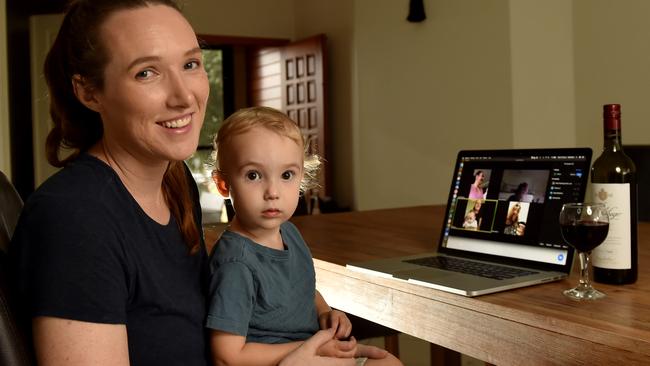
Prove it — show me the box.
[248,34,329,197]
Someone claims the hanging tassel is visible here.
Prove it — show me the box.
[407,0,426,23]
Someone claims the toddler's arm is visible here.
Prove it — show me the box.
[315,290,352,339]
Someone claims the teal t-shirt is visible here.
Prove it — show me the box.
[205,221,319,343]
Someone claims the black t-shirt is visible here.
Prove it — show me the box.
[10,154,209,366]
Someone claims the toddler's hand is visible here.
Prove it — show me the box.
[318,310,352,339]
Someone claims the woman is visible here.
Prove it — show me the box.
[504,203,521,236]
[9,1,381,365]
[470,199,484,229]
[469,171,486,199]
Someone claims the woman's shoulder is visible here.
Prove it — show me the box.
[20,154,130,230]
[30,154,117,201]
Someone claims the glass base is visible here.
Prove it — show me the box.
[563,285,606,301]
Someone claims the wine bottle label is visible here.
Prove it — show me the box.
[591,183,631,269]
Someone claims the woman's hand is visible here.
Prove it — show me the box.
[356,343,389,359]
[279,328,356,366]
[316,334,357,358]
[318,309,352,339]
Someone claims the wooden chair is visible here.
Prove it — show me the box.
[624,145,650,221]
[0,170,34,366]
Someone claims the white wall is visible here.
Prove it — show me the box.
[0,0,10,178]
[353,0,513,209]
[574,0,650,156]
[509,0,576,149]
[182,0,294,38]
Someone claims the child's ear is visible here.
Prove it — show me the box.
[71,74,102,112]
[212,171,230,197]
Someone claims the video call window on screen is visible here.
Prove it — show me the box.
[498,170,549,203]
[443,152,589,252]
[451,165,552,239]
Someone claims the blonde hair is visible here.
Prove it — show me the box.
[505,203,521,225]
[212,106,321,192]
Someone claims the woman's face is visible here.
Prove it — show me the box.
[475,172,484,184]
[91,5,209,164]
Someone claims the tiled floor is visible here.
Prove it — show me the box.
[360,334,484,366]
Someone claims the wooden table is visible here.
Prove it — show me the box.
[286,205,650,365]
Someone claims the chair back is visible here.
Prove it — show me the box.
[0,170,33,366]
[624,145,650,221]
[1,171,23,253]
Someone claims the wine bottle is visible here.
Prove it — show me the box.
[591,104,638,284]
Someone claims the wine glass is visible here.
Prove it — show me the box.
[559,203,609,301]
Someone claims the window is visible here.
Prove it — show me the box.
[186,48,232,224]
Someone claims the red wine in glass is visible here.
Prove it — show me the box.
[560,221,610,253]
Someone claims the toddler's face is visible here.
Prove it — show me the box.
[222,126,304,233]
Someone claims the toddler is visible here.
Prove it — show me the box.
[206,106,402,366]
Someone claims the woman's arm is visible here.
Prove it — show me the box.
[210,331,303,366]
[279,328,356,366]
[278,329,389,366]
[33,317,129,366]
[210,329,359,366]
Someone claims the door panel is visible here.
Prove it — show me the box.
[249,34,329,196]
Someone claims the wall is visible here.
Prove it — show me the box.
[509,0,576,149]
[353,0,513,209]
[182,0,294,38]
[574,0,650,156]
[0,0,10,177]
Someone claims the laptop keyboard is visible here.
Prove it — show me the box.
[404,256,538,280]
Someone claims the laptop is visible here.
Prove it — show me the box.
[347,148,592,297]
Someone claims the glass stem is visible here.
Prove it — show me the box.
[578,251,591,288]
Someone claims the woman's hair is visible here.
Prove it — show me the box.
[44,0,201,253]
[212,106,321,192]
[505,203,521,225]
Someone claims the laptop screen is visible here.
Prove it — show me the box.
[439,148,592,272]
